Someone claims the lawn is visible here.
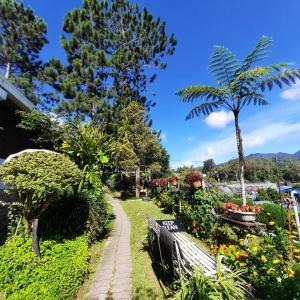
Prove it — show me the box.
[121,199,210,300]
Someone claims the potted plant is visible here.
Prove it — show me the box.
[222,202,263,222]
[169,176,178,186]
[184,171,203,188]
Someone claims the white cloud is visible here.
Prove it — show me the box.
[160,132,167,142]
[281,80,300,100]
[172,122,300,168]
[205,110,234,128]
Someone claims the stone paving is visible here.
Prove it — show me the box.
[88,196,132,300]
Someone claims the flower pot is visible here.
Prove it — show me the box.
[227,209,256,222]
[192,180,202,188]
[171,179,178,186]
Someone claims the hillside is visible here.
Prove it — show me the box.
[246,150,300,160]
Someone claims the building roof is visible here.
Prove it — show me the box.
[0,75,34,111]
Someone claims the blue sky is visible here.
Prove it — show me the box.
[24,0,300,168]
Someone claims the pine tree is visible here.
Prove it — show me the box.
[45,0,176,119]
[0,0,47,103]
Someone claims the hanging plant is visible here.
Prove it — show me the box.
[184,171,203,188]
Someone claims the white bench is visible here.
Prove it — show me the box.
[147,215,229,277]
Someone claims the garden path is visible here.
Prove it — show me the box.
[88,195,132,300]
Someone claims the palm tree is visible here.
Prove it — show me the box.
[176,36,300,205]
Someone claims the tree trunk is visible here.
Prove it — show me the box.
[5,63,11,79]
[32,218,41,258]
[135,166,141,198]
[234,111,247,206]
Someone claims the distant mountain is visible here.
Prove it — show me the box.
[246,150,300,160]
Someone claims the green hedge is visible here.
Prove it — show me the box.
[0,236,89,300]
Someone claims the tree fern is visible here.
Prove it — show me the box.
[209,46,239,87]
[177,36,300,205]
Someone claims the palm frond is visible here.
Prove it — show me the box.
[236,36,273,74]
[257,69,300,92]
[209,46,240,87]
[240,92,269,109]
[186,101,223,120]
[176,85,227,102]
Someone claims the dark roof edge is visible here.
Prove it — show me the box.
[0,75,34,111]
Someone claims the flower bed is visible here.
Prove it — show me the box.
[151,185,300,299]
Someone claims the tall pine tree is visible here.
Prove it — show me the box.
[0,0,47,103]
[45,0,176,119]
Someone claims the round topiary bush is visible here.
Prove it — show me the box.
[0,151,82,255]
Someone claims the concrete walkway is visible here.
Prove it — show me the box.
[88,196,132,300]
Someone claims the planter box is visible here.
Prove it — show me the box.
[227,209,256,222]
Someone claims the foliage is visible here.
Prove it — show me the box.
[244,228,295,299]
[217,244,249,267]
[44,0,176,117]
[61,120,109,193]
[173,255,249,300]
[257,203,287,228]
[0,235,89,300]
[0,152,82,232]
[158,190,175,213]
[257,187,281,201]
[211,157,300,183]
[0,0,47,103]
[39,189,109,244]
[17,110,63,149]
[111,102,165,171]
[182,189,217,238]
[202,159,216,174]
[210,223,239,245]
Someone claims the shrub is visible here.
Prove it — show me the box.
[182,189,216,238]
[159,190,175,213]
[39,189,109,244]
[257,203,287,228]
[0,152,82,232]
[245,227,295,299]
[210,222,239,245]
[0,236,89,300]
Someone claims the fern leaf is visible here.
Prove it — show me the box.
[185,101,223,120]
[209,46,240,87]
[176,85,226,102]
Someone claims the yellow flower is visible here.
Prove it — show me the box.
[272,259,281,264]
[267,268,275,274]
[287,269,295,278]
[295,255,300,259]
[252,246,258,252]
[239,239,244,246]
[277,277,282,283]
[261,255,268,263]
[294,249,300,253]
[253,271,258,277]
[269,221,275,225]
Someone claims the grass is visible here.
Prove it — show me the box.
[121,199,210,300]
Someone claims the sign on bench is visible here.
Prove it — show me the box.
[156,219,184,232]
